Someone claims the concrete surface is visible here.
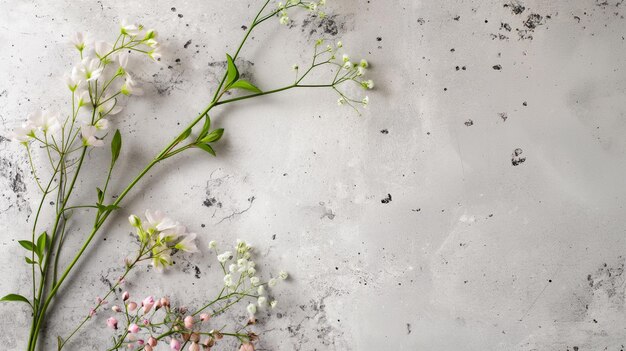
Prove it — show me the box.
[2,0,626,350]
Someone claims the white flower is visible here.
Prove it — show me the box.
[250,276,260,286]
[359,59,369,68]
[343,61,353,70]
[247,267,256,275]
[279,271,289,280]
[128,214,142,227]
[174,233,198,253]
[362,79,374,89]
[10,122,36,143]
[342,54,350,63]
[268,278,277,287]
[257,296,267,307]
[148,46,162,61]
[246,303,257,315]
[336,41,343,48]
[357,66,365,76]
[144,29,157,40]
[30,110,61,134]
[145,39,160,48]
[80,58,103,82]
[144,210,177,232]
[362,96,369,106]
[158,224,186,243]
[118,52,129,69]
[257,285,265,295]
[95,41,113,59]
[120,20,141,36]
[217,251,232,263]
[70,32,88,52]
[65,67,82,91]
[337,97,345,106]
[223,273,233,286]
[151,250,172,272]
[229,264,237,273]
[279,13,289,25]
[270,300,278,309]
[94,118,109,130]
[76,89,91,107]
[121,74,143,96]
[81,125,104,147]
[208,240,217,249]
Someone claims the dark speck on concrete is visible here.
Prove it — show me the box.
[381,194,392,204]
[194,265,201,279]
[178,13,184,18]
[511,148,526,166]
[241,25,248,30]
[499,112,508,121]
[380,129,389,134]
[171,7,176,12]
[493,64,502,70]
[184,40,192,49]
[464,119,474,126]
[504,1,526,15]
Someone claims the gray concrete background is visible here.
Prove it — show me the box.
[2,0,626,350]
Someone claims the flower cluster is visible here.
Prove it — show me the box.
[98,239,287,351]
[128,210,198,272]
[277,0,327,25]
[10,21,159,149]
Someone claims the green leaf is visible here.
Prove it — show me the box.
[18,240,35,252]
[200,128,224,144]
[228,80,262,93]
[198,116,211,140]
[196,143,216,156]
[225,54,239,87]
[179,128,192,142]
[57,336,64,351]
[96,187,104,203]
[25,257,37,265]
[111,130,122,164]
[36,232,48,260]
[0,294,32,308]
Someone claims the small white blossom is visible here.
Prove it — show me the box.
[342,54,350,63]
[336,41,343,48]
[128,215,142,227]
[80,58,103,82]
[268,278,277,287]
[145,210,177,232]
[223,274,233,286]
[174,233,199,253]
[30,110,61,134]
[118,52,129,69]
[229,264,237,273]
[257,285,265,295]
[250,276,260,286]
[342,61,352,70]
[95,41,113,60]
[120,20,141,36]
[94,118,109,130]
[270,300,278,309]
[70,32,88,52]
[362,79,374,89]
[208,240,217,249]
[10,122,36,143]
[360,59,369,68]
[121,74,144,96]
[362,96,369,106]
[279,271,289,280]
[337,97,346,106]
[81,125,104,147]
[257,296,267,307]
[217,251,232,263]
[246,303,257,315]
[65,67,82,91]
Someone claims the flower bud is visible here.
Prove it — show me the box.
[189,342,200,351]
[142,296,155,313]
[127,301,138,311]
[184,315,194,329]
[128,214,142,228]
[144,346,153,351]
[170,338,181,351]
[128,323,140,333]
[122,291,130,301]
[106,317,118,330]
[112,305,121,313]
[200,313,210,322]
[148,337,158,347]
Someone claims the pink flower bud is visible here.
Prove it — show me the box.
[200,313,210,322]
[127,344,134,350]
[106,317,118,330]
[143,319,150,326]
[160,297,170,308]
[145,346,153,351]
[137,339,144,345]
[112,305,121,312]
[189,342,200,351]
[122,291,130,301]
[148,337,158,347]
[128,323,140,333]
[170,338,181,351]
[142,296,155,313]
[89,309,96,317]
[184,315,194,329]
[239,343,255,351]
[127,301,137,311]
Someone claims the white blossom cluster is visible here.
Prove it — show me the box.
[209,239,288,317]
[10,21,160,149]
[277,0,327,25]
[128,210,198,272]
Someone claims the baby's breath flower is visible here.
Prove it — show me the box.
[250,276,260,286]
[361,79,374,90]
[208,240,217,249]
[336,40,343,48]
[337,97,346,106]
[279,271,289,280]
[268,278,277,287]
[257,296,267,307]
[342,61,352,70]
[270,300,278,309]
[257,285,265,295]
[360,59,369,68]
[217,251,232,263]
[70,32,88,52]
[223,274,233,286]
[342,54,350,62]
[246,303,257,315]
[362,96,369,106]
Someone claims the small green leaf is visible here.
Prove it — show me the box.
[18,240,35,252]
[111,130,122,164]
[228,80,262,93]
[196,143,216,156]
[200,128,224,144]
[36,232,48,260]
[198,116,211,140]
[0,294,32,308]
[179,128,192,142]
[225,54,239,87]
[96,188,104,203]
[25,257,37,265]
[57,336,63,351]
